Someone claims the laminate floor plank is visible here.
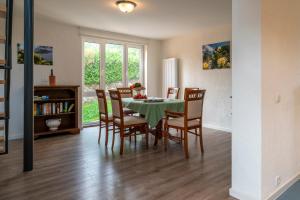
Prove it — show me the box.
[0,127,235,200]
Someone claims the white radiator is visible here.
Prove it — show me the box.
[162,58,178,98]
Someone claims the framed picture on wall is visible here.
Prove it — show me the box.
[17,43,53,65]
[202,41,230,70]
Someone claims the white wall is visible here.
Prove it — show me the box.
[8,15,162,139]
[261,0,300,199]
[9,15,82,140]
[161,26,232,132]
[231,0,262,199]
[231,0,300,199]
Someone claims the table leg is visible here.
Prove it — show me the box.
[154,120,163,146]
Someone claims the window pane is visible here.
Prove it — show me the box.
[83,42,100,124]
[105,44,124,90]
[128,47,142,86]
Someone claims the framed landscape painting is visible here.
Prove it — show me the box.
[17,44,53,65]
[202,41,230,70]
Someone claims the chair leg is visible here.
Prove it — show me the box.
[164,126,168,151]
[180,130,183,144]
[105,122,109,147]
[98,120,102,144]
[111,124,115,150]
[184,130,189,159]
[134,130,137,146]
[154,130,159,146]
[120,129,125,155]
[145,125,149,149]
[199,125,204,154]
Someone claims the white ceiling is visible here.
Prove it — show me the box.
[16,0,232,39]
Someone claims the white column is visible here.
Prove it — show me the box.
[231,0,262,199]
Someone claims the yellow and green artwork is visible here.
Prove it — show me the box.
[203,41,230,70]
[17,43,53,65]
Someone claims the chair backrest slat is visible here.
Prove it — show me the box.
[184,88,206,121]
[167,87,180,99]
[96,89,108,117]
[117,88,133,98]
[185,87,199,92]
[109,90,124,120]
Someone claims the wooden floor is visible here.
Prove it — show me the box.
[0,127,234,200]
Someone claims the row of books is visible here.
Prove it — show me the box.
[34,102,75,116]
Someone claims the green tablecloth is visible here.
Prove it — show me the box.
[122,98,184,128]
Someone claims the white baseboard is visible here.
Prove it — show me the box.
[230,173,300,200]
[203,123,232,133]
[229,188,258,200]
[266,172,300,200]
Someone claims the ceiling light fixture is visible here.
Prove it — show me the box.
[116,0,137,13]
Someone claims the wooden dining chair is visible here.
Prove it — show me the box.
[117,87,133,98]
[117,87,136,115]
[109,90,149,155]
[183,87,200,135]
[185,87,199,90]
[164,88,206,158]
[167,87,180,99]
[166,87,181,134]
[96,89,113,146]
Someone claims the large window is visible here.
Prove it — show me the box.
[83,42,101,124]
[128,47,143,86]
[105,44,124,90]
[82,40,145,125]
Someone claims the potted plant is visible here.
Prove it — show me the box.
[130,82,147,99]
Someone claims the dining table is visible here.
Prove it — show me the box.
[122,97,185,144]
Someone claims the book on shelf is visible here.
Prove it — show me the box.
[68,104,75,112]
[34,101,75,116]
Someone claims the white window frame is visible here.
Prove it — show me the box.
[82,37,145,90]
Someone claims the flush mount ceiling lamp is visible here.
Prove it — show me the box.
[116,0,137,13]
